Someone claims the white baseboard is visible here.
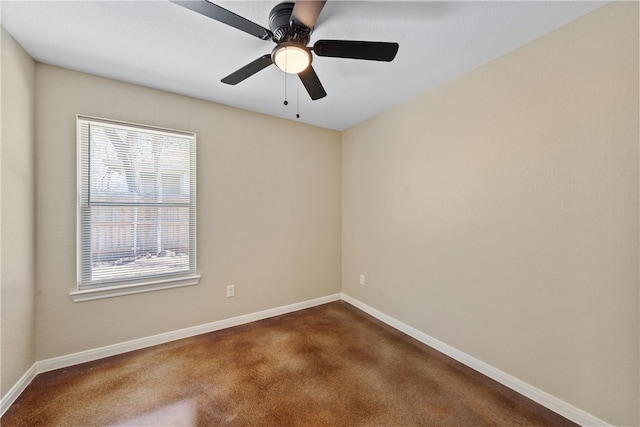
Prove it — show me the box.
[0,363,38,416]
[1,293,341,416]
[340,293,609,427]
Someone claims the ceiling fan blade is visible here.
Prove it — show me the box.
[291,0,326,29]
[298,65,327,100]
[313,40,399,61]
[171,0,273,40]
[221,55,273,85]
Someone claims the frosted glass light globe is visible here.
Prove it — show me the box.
[273,45,311,74]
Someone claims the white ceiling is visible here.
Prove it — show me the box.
[1,0,607,130]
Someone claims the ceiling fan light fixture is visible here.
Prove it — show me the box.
[272,44,311,74]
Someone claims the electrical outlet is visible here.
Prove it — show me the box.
[359,274,365,286]
[226,284,235,298]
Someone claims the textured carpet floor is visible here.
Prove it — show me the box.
[2,301,575,426]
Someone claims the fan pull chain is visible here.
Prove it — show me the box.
[296,78,300,119]
[283,69,288,106]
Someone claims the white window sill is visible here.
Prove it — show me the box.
[70,274,201,302]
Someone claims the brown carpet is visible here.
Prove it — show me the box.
[2,301,575,426]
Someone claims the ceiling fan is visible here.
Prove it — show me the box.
[170,0,399,100]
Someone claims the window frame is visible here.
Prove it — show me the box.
[71,115,199,302]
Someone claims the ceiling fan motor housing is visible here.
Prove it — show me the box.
[269,2,311,46]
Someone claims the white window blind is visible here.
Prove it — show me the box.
[77,116,197,295]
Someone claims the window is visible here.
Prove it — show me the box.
[72,116,199,302]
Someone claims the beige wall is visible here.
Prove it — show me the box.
[1,28,36,396]
[342,2,638,426]
[34,65,341,360]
